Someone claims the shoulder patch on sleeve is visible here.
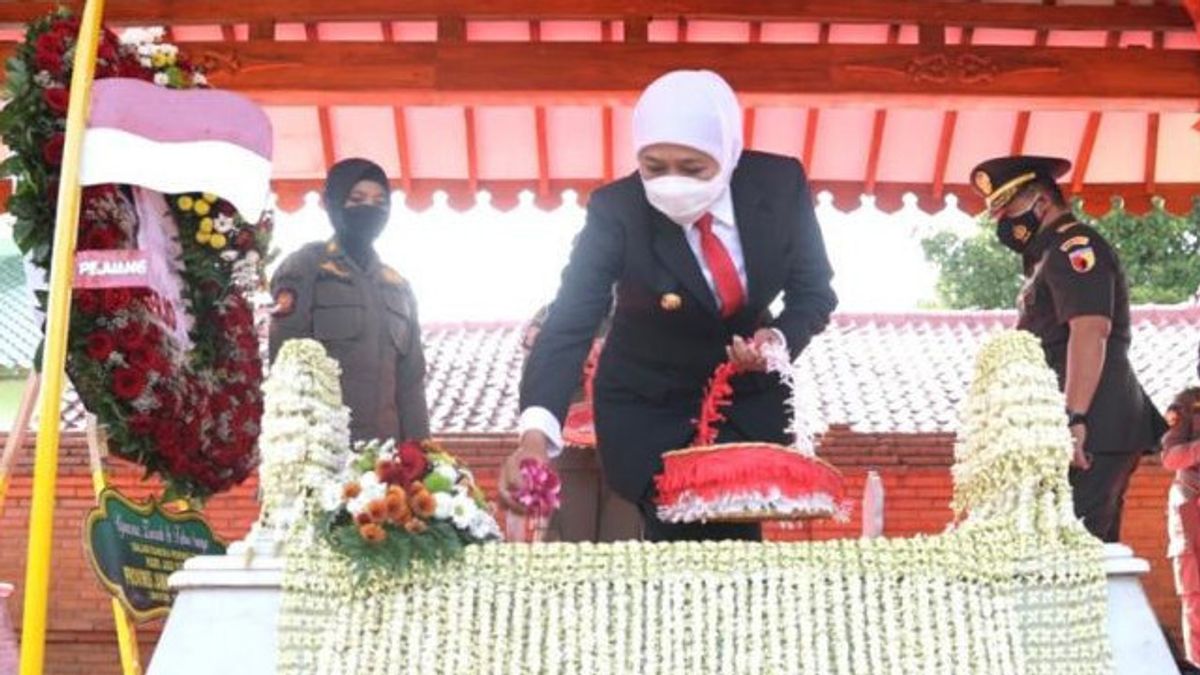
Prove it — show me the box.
[1065,246,1096,274]
[1056,220,1081,234]
[1059,235,1091,253]
[272,288,296,317]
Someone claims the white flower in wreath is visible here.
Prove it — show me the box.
[346,472,385,515]
[152,72,169,87]
[450,493,477,530]
[468,510,499,540]
[433,491,454,520]
[213,214,237,234]
[318,481,344,512]
[192,72,208,87]
[220,250,239,262]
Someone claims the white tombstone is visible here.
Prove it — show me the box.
[148,543,1180,675]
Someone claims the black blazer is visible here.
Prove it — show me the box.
[520,151,837,501]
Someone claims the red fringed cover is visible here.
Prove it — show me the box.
[655,443,846,507]
[654,358,847,522]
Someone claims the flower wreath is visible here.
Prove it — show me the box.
[0,12,271,500]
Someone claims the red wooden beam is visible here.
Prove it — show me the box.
[531,20,551,200]
[802,23,830,170]
[932,111,957,202]
[1071,31,1120,194]
[1145,113,1160,194]
[743,21,761,148]
[601,20,615,182]
[932,20,971,201]
[464,106,479,195]
[392,107,414,194]
[863,24,900,195]
[220,24,236,42]
[0,1,1187,31]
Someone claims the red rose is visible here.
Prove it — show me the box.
[42,87,69,115]
[82,227,119,250]
[33,33,64,73]
[380,441,428,487]
[97,38,117,62]
[85,332,115,361]
[43,133,65,166]
[117,323,148,351]
[235,230,255,252]
[126,347,156,370]
[128,414,153,436]
[112,367,147,400]
[103,288,133,314]
[73,290,100,314]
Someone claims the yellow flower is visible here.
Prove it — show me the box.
[202,193,218,203]
[195,230,211,244]
[210,233,228,249]
[194,200,211,216]
[199,217,214,233]
[177,196,194,210]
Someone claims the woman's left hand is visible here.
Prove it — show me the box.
[727,329,782,372]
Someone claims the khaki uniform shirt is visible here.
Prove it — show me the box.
[268,240,430,443]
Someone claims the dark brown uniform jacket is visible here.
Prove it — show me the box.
[268,240,430,443]
[1017,218,1166,455]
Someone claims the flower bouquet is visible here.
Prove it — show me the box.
[317,438,500,575]
[504,459,561,542]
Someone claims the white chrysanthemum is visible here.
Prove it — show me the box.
[450,493,476,529]
[433,492,454,520]
[152,72,169,86]
[318,482,344,512]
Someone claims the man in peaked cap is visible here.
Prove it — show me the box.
[970,155,1167,543]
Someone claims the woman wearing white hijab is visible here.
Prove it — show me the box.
[504,70,837,542]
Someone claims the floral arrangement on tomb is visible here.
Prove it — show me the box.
[0,11,271,499]
[256,339,499,574]
[654,343,848,523]
[316,437,501,575]
[278,330,1111,674]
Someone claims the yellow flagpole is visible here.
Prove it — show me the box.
[86,416,141,675]
[19,0,107,672]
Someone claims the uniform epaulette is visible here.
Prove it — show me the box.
[381,265,407,286]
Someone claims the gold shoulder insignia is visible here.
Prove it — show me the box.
[319,261,349,278]
[1056,221,1080,234]
[1059,235,1090,253]
[381,266,406,286]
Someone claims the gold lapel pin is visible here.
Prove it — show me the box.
[660,293,682,311]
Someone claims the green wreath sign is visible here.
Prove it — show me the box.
[0,12,271,500]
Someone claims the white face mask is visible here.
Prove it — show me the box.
[642,175,727,226]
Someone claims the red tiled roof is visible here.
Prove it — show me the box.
[25,305,1200,435]
[423,305,1200,435]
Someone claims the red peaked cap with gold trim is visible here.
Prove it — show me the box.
[969,155,1071,213]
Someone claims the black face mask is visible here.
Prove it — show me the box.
[334,204,388,261]
[996,208,1041,254]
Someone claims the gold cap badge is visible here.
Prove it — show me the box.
[660,293,682,311]
[973,170,993,196]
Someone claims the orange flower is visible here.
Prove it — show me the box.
[410,490,437,519]
[386,488,410,522]
[404,518,428,534]
[354,512,373,527]
[367,498,389,523]
[359,523,386,543]
[343,482,362,500]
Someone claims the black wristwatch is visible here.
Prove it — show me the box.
[1066,409,1088,427]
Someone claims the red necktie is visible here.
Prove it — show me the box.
[694,213,745,318]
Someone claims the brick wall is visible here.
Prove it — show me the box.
[0,429,1179,674]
